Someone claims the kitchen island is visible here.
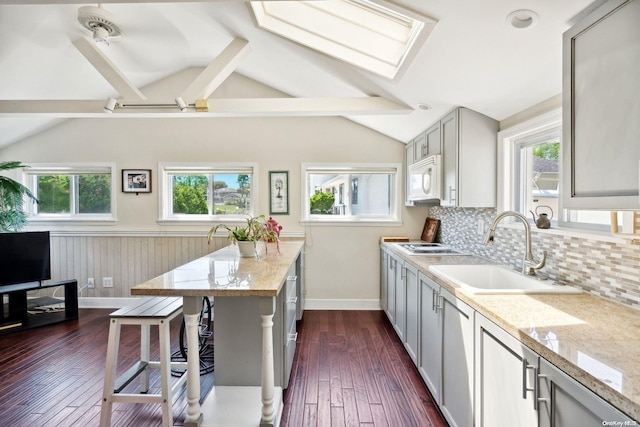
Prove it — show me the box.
[131,240,304,427]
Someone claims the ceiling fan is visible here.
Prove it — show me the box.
[77,5,122,46]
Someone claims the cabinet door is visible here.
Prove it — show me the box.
[562,0,640,209]
[404,262,419,364]
[538,357,633,427]
[380,249,388,312]
[475,314,538,427]
[385,253,396,324]
[440,287,474,427]
[425,122,441,157]
[413,132,427,162]
[393,256,406,341]
[418,272,441,402]
[440,110,458,207]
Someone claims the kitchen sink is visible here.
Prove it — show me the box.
[428,264,582,295]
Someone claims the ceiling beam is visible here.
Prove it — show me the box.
[0,97,412,117]
[179,38,252,103]
[73,37,147,101]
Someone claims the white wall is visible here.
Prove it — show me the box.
[0,70,430,309]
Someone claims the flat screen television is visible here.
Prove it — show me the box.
[0,231,51,287]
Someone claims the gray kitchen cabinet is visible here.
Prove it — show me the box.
[475,313,539,427]
[380,248,388,312]
[418,271,441,402]
[414,122,442,162]
[384,249,398,325]
[404,262,419,364]
[440,107,498,207]
[538,357,633,427]
[392,252,406,342]
[418,272,475,427]
[562,0,640,210]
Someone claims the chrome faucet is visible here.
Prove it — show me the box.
[484,210,547,276]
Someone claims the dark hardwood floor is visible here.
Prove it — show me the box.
[0,309,446,427]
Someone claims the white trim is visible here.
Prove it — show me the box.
[496,109,562,213]
[31,230,305,238]
[301,162,402,224]
[304,299,382,311]
[158,161,259,221]
[78,297,140,309]
[21,162,118,222]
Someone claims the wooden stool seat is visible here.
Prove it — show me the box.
[100,297,187,427]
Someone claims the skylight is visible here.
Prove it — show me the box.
[250,0,437,79]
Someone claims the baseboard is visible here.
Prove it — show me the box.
[303,299,382,311]
[78,297,140,309]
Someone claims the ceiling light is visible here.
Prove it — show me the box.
[104,97,117,113]
[175,97,188,112]
[417,103,431,111]
[506,10,539,29]
[78,5,122,45]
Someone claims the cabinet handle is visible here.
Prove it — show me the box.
[287,275,298,282]
[449,186,456,203]
[288,332,298,343]
[436,294,443,313]
[536,373,549,409]
[401,266,406,279]
[287,296,298,304]
[432,288,437,311]
[522,358,539,410]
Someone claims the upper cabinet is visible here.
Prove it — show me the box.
[414,123,442,162]
[562,0,640,210]
[440,108,498,207]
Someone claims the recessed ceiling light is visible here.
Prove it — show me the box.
[506,9,539,29]
[417,103,431,110]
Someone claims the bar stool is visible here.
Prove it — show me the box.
[100,297,187,427]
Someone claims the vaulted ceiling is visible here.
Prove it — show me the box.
[0,0,599,149]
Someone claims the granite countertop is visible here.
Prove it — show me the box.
[382,242,640,421]
[131,240,304,298]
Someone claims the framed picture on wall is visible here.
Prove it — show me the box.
[269,171,289,215]
[122,169,152,193]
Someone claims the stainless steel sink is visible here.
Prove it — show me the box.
[428,264,582,295]
[394,243,468,256]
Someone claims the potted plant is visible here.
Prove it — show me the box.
[207,215,282,257]
[0,161,38,232]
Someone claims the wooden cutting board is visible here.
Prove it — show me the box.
[421,218,441,243]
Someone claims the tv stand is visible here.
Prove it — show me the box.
[0,280,78,335]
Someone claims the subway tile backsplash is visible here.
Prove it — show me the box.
[428,207,640,310]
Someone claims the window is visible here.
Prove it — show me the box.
[302,163,401,224]
[499,110,622,231]
[160,163,257,221]
[24,164,115,221]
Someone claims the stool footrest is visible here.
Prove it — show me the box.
[114,361,149,393]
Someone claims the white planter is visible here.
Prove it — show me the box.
[237,241,257,258]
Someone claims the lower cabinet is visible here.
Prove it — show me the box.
[419,272,474,427]
[538,357,633,426]
[379,251,635,425]
[476,313,633,426]
[475,313,539,427]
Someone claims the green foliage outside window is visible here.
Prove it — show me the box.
[310,191,335,214]
[79,175,111,213]
[37,175,70,213]
[533,142,559,161]
[172,175,208,214]
[36,174,111,214]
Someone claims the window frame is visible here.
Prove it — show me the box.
[301,162,402,226]
[498,109,616,233]
[22,163,117,223]
[158,162,259,224]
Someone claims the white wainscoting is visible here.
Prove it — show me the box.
[38,234,229,299]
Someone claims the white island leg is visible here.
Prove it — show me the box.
[184,296,204,427]
[259,297,276,427]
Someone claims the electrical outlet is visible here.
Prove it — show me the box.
[87,278,95,288]
[477,219,485,235]
[102,277,113,288]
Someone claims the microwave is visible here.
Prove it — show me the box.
[407,155,441,203]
